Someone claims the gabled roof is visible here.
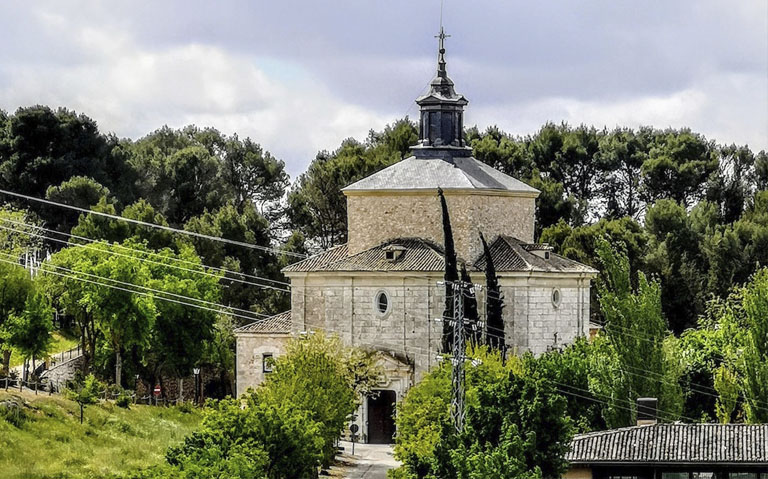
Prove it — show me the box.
[474,236,597,274]
[567,423,768,465]
[234,311,291,334]
[283,236,595,275]
[342,155,539,195]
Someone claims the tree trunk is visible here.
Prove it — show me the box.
[31,356,35,379]
[80,404,84,424]
[115,349,122,388]
[2,349,11,377]
[178,377,183,404]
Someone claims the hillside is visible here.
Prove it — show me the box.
[0,390,201,479]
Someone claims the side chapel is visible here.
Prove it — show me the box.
[235,29,597,444]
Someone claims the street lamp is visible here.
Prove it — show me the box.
[193,368,201,405]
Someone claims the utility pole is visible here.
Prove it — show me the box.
[450,281,465,432]
[437,279,483,433]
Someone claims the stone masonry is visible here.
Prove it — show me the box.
[345,191,536,261]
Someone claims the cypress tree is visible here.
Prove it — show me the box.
[460,264,480,345]
[480,231,505,352]
[439,187,458,353]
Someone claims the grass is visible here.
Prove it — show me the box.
[9,332,80,369]
[0,390,202,479]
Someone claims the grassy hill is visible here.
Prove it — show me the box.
[0,390,201,479]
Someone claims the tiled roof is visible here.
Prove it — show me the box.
[283,238,445,273]
[567,423,768,465]
[342,155,539,194]
[283,236,596,275]
[474,236,597,274]
[234,311,291,334]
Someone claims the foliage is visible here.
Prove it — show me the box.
[741,267,768,422]
[287,119,417,249]
[66,374,103,424]
[162,396,322,479]
[392,346,572,479]
[438,187,458,353]
[590,239,683,427]
[479,231,504,352]
[258,332,377,465]
[3,288,54,367]
[0,260,33,375]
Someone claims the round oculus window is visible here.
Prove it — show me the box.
[374,290,391,317]
[551,288,561,308]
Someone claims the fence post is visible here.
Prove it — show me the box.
[3,378,6,391]
[19,379,23,392]
[34,382,38,395]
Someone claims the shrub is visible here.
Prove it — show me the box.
[0,397,27,428]
[115,391,132,409]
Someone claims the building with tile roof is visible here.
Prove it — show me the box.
[235,28,597,444]
[565,423,768,478]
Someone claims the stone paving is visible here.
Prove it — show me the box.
[327,441,400,479]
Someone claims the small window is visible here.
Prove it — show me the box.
[262,353,274,373]
[385,251,395,261]
[551,288,561,308]
[374,290,391,317]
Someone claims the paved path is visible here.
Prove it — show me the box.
[334,441,399,479]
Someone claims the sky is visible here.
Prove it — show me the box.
[1,1,766,178]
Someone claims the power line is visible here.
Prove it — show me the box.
[0,188,308,259]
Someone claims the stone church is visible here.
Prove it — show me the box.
[235,29,596,444]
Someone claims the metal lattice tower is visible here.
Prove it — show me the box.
[450,281,466,432]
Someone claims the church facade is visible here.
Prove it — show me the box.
[235,29,597,443]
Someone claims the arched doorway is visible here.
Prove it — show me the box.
[367,390,396,444]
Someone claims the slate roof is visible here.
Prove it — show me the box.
[234,311,291,334]
[283,236,595,275]
[342,155,539,194]
[474,236,597,274]
[567,423,768,465]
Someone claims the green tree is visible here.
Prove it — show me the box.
[479,231,504,352]
[741,267,768,423]
[287,119,416,249]
[0,262,33,375]
[393,346,573,479]
[66,373,102,424]
[590,239,683,427]
[4,288,54,375]
[45,176,111,235]
[258,332,377,466]
[162,395,322,479]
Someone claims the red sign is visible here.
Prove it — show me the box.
[153,385,161,396]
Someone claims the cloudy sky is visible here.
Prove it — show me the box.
[1,1,766,177]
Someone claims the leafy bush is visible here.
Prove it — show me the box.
[115,391,132,409]
[66,374,103,424]
[0,397,27,428]
[392,346,573,479]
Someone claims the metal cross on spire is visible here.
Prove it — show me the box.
[435,26,450,78]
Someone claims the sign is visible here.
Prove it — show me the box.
[350,423,359,434]
[153,385,161,396]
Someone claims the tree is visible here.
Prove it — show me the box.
[392,346,573,479]
[460,264,480,345]
[479,231,504,352]
[45,176,111,236]
[438,188,458,354]
[4,288,54,375]
[286,119,416,249]
[66,374,102,424]
[257,332,378,466]
[741,268,768,423]
[0,262,33,375]
[590,239,683,428]
[162,395,323,479]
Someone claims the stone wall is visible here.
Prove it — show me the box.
[345,192,536,260]
[287,272,591,381]
[235,333,291,396]
[41,355,83,387]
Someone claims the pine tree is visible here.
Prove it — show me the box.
[480,232,505,352]
[439,188,459,353]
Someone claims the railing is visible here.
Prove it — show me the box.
[48,345,82,368]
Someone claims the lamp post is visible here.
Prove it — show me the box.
[193,368,200,405]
